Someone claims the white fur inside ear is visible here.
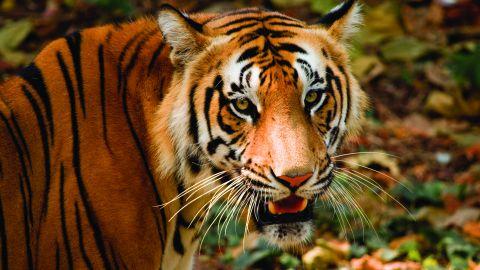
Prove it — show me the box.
[337,2,363,41]
[157,10,201,64]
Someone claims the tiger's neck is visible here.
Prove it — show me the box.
[101,19,209,269]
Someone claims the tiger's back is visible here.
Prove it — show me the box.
[0,18,175,269]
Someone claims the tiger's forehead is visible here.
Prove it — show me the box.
[204,8,307,37]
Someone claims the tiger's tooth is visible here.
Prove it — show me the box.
[299,198,308,212]
[268,201,278,215]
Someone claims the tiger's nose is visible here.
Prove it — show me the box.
[277,172,313,188]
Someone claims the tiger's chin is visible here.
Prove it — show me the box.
[254,196,315,248]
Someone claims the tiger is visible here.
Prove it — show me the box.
[0,0,366,269]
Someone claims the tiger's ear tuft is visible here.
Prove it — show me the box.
[318,0,362,42]
[158,4,208,66]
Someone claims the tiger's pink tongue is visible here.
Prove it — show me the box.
[267,195,308,215]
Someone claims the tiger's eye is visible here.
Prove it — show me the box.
[305,91,318,103]
[236,98,249,111]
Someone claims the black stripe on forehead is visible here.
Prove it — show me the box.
[237,47,260,63]
[206,8,264,23]
[276,43,307,54]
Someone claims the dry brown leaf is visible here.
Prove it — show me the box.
[463,221,480,239]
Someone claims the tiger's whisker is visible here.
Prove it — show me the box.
[336,160,411,192]
[168,177,242,222]
[333,151,399,159]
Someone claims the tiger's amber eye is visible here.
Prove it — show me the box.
[305,91,318,104]
[236,98,249,111]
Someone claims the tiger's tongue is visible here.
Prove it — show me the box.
[267,195,308,215]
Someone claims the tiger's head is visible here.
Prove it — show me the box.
[155,0,367,248]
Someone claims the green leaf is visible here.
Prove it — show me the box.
[0,19,34,66]
[310,0,338,14]
[349,244,368,258]
[233,249,274,270]
[398,240,422,262]
[422,256,444,270]
[0,19,32,51]
[279,253,300,269]
[448,44,480,89]
[83,0,134,15]
[380,248,399,262]
[381,36,432,62]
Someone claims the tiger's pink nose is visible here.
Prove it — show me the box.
[278,172,313,187]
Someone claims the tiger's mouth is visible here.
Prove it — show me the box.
[254,195,314,226]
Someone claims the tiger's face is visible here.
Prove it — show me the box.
[158,1,366,248]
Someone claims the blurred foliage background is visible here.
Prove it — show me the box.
[1,0,480,269]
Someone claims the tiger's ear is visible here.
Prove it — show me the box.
[318,0,362,42]
[158,4,209,66]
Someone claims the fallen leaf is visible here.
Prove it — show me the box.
[442,194,462,213]
[463,221,480,239]
[383,261,421,270]
[302,246,340,270]
[0,19,33,51]
[465,144,480,161]
[425,91,457,117]
[271,0,308,8]
[0,19,34,66]
[441,207,480,228]
[415,207,450,229]
[381,36,432,62]
[341,152,401,181]
[351,55,385,83]
[351,255,384,270]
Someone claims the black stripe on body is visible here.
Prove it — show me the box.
[19,175,33,269]
[108,242,121,270]
[98,45,112,153]
[120,32,168,251]
[10,114,32,171]
[18,64,54,145]
[9,113,34,224]
[57,51,113,269]
[21,85,51,220]
[75,202,94,270]
[117,31,144,94]
[148,41,165,75]
[59,164,74,270]
[0,194,8,269]
[0,111,34,228]
[55,242,60,270]
[66,32,86,117]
